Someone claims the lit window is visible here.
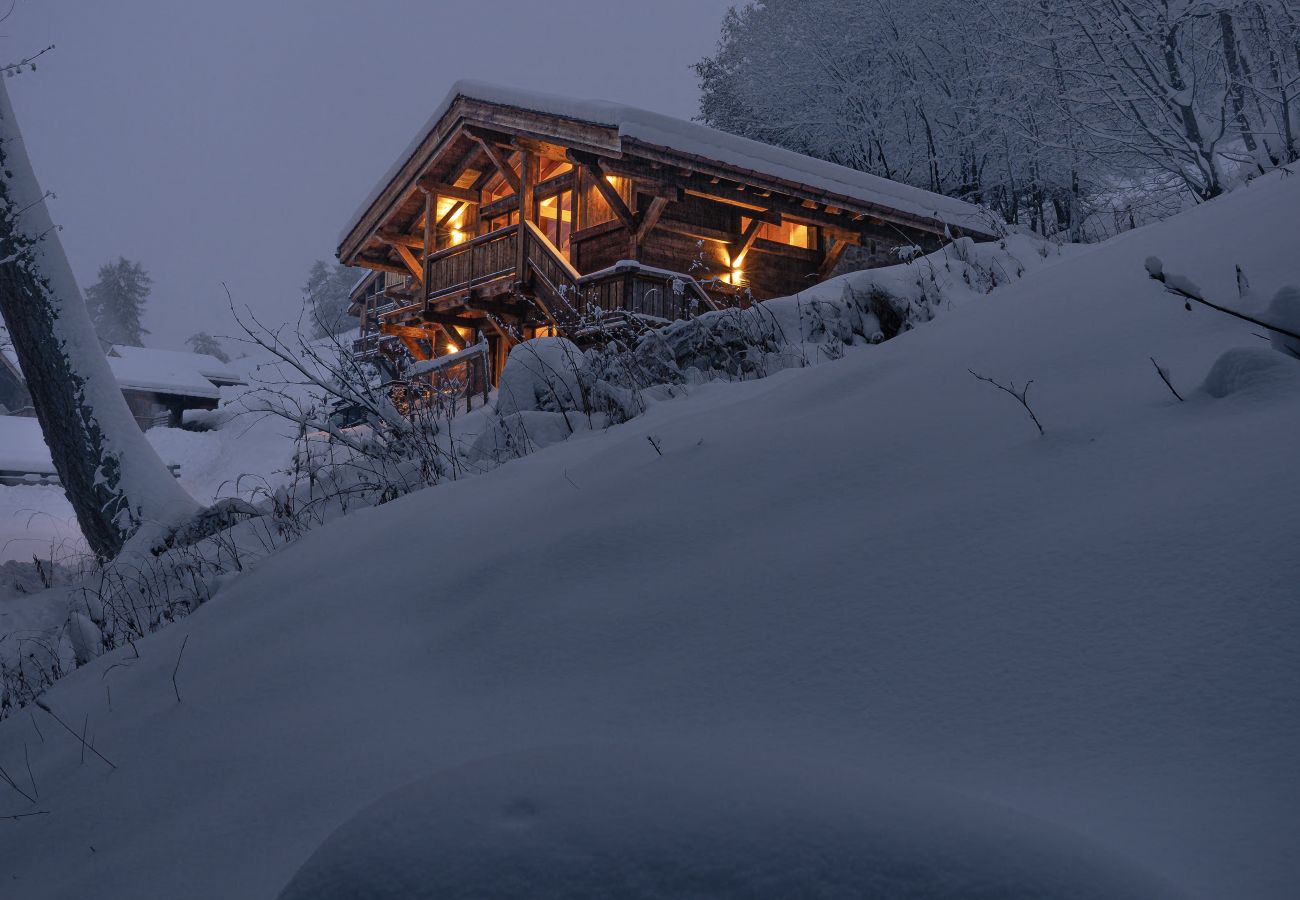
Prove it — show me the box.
[742,217,816,250]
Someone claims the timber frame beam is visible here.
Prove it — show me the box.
[729,216,763,269]
[466,128,522,195]
[415,178,481,204]
[567,150,638,233]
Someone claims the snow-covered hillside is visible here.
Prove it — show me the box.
[1,168,1297,899]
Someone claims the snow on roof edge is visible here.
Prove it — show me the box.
[337,80,996,252]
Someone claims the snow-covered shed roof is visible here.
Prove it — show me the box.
[1,341,240,402]
[0,415,54,474]
[104,347,229,400]
[339,80,996,257]
[108,346,243,387]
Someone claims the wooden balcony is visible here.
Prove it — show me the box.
[425,224,521,305]
[421,220,722,331]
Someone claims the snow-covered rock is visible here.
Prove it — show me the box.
[1202,347,1300,399]
[279,745,1186,900]
[1263,285,1300,358]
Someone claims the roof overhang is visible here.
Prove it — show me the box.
[337,86,998,268]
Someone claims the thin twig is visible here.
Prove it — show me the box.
[1,810,50,821]
[1147,265,1300,342]
[968,369,1045,435]
[172,634,189,703]
[0,761,34,804]
[23,743,36,799]
[1149,357,1184,401]
[33,701,115,770]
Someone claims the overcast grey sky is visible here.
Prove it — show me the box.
[7,0,735,349]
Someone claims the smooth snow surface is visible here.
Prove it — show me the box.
[342,80,992,245]
[279,746,1186,900]
[2,169,1298,899]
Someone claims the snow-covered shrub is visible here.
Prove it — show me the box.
[1263,286,1300,359]
[1202,348,1300,399]
[495,337,588,417]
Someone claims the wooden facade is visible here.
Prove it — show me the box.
[338,86,995,381]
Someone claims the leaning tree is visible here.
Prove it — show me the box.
[0,71,201,559]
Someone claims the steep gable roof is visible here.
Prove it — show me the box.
[339,80,997,259]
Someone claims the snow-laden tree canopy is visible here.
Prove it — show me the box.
[697,0,1300,237]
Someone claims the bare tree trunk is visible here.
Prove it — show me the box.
[0,76,199,559]
[1220,10,1266,169]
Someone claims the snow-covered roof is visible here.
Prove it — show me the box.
[109,346,243,386]
[1,341,241,401]
[0,415,54,474]
[105,347,225,400]
[342,80,995,249]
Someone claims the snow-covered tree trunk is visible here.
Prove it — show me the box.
[0,76,199,559]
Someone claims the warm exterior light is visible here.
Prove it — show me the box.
[449,228,466,245]
[445,343,459,354]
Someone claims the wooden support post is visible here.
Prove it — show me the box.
[421,189,437,259]
[516,149,536,286]
[631,194,669,261]
[730,217,763,269]
[819,236,853,280]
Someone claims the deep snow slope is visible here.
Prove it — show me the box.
[1,170,1298,899]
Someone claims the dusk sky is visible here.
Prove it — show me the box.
[7,0,735,349]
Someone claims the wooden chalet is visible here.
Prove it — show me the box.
[338,81,995,382]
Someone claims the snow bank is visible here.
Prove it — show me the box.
[279,745,1184,900]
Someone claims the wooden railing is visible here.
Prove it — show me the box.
[425,225,519,302]
[520,220,582,325]
[418,220,723,336]
[577,265,719,324]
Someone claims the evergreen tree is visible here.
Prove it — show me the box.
[303,259,361,340]
[186,331,230,363]
[85,257,152,346]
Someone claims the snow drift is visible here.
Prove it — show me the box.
[279,745,1185,900]
[0,166,1297,900]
